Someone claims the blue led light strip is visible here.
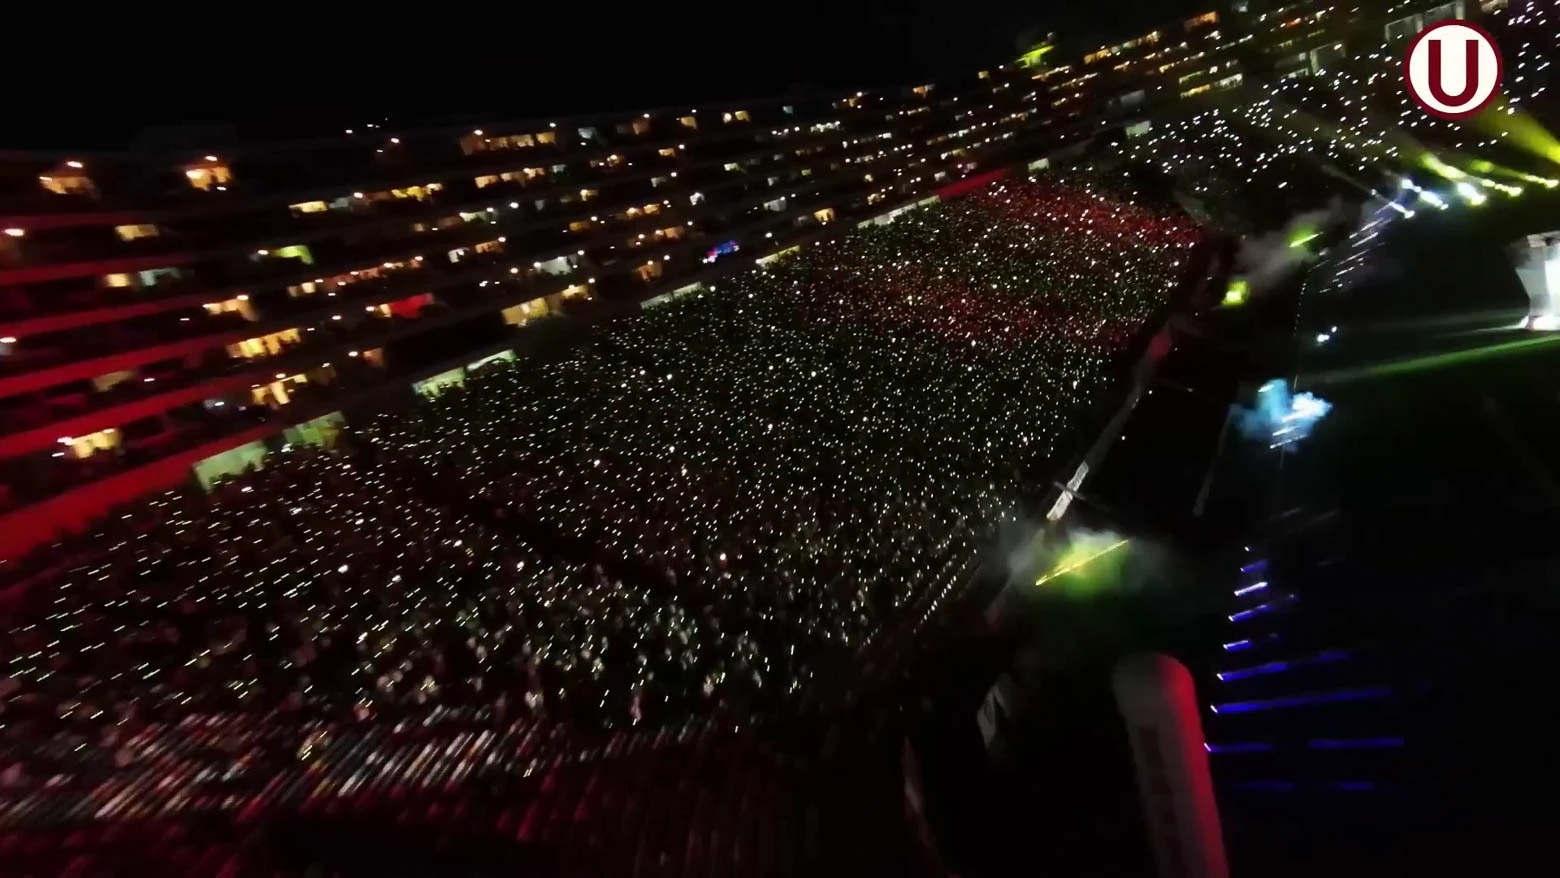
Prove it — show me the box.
[1308,737,1404,749]
[1210,686,1391,714]
[1205,741,1272,754]
[1222,633,1280,652]
[1228,594,1297,622]
[1216,649,1350,681]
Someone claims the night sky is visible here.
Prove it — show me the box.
[14,0,1208,147]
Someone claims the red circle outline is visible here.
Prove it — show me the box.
[1403,20,1504,121]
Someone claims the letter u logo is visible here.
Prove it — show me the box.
[1404,21,1503,120]
[1426,36,1479,105]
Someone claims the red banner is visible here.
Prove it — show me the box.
[935,168,1010,200]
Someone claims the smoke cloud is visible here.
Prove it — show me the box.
[1000,520,1174,597]
[1231,379,1332,448]
[995,514,1056,585]
[1232,197,1357,296]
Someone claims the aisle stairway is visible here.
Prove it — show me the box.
[1205,548,1402,783]
[1197,523,1415,872]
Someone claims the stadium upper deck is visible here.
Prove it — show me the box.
[1031,0,1494,128]
[0,70,1056,558]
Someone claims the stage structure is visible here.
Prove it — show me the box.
[1513,233,1560,331]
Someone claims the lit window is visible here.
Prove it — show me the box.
[91,370,136,392]
[39,161,96,196]
[227,328,302,360]
[458,132,539,155]
[64,428,121,459]
[204,296,257,320]
[184,158,232,191]
[114,224,160,241]
[501,297,551,326]
[391,183,443,200]
[252,373,309,407]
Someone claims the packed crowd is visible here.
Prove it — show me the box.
[0,179,1199,860]
[1122,103,1372,234]
[1262,48,1541,179]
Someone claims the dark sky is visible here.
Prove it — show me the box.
[14,0,1207,147]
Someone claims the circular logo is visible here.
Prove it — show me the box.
[1404,20,1503,120]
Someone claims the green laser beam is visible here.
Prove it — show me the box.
[1034,539,1129,587]
[1307,332,1560,384]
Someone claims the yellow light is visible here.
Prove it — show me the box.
[1421,155,1467,181]
[1034,539,1129,587]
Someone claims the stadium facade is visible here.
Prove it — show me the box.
[0,0,1471,560]
[1033,0,1478,126]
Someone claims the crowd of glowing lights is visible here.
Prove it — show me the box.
[1123,105,1373,234]
[0,179,1196,845]
[1500,1,1553,103]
